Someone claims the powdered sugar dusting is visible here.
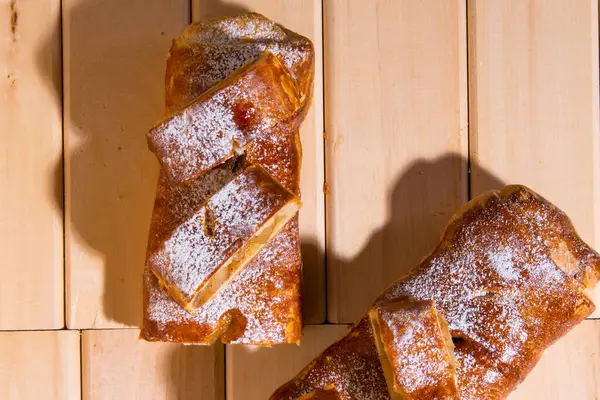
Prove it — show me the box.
[272,187,594,400]
[374,302,458,398]
[272,319,387,400]
[145,217,301,345]
[149,165,295,300]
[173,42,306,102]
[146,160,237,259]
[150,53,299,184]
[378,191,590,399]
[187,13,287,42]
[503,187,600,291]
[166,14,313,115]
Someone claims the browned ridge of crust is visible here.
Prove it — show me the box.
[270,185,600,399]
[141,13,314,346]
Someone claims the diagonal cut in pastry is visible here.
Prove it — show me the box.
[368,300,460,400]
[147,162,301,313]
[147,51,301,185]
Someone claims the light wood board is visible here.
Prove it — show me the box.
[0,330,80,400]
[63,0,190,328]
[192,0,326,324]
[82,329,224,400]
[468,0,600,314]
[226,325,349,400]
[325,0,470,323]
[0,0,63,329]
[510,320,600,399]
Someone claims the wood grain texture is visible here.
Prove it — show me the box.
[63,0,190,328]
[0,331,80,400]
[0,0,63,329]
[468,0,600,313]
[226,325,349,400]
[82,329,223,400]
[510,320,600,399]
[325,0,469,323]
[192,0,326,323]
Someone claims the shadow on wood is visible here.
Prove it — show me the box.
[34,0,249,329]
[320,154,505,322]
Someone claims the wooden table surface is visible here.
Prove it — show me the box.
[1,0,599,399]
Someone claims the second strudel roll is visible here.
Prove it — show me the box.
[271,185,600,399]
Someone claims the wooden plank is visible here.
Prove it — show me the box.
[63,0,190,328]
[192,0,326,323]
[0,0,63,329]
[325,0,469,323]
[510,320,600,399]
[468,0,600,313]
[0,330,80,400]
[226,324,349,399]
[82,329,224,400]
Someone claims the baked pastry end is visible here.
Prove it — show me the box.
[368,300,460,400]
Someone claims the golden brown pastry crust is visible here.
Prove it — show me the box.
[141,13,313,345]
[142,217,302,345]
[164,13,314,117]
[147,163,301,312]
[368,300,459,400]
[271,185,600,399]
[148,52,301,184]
